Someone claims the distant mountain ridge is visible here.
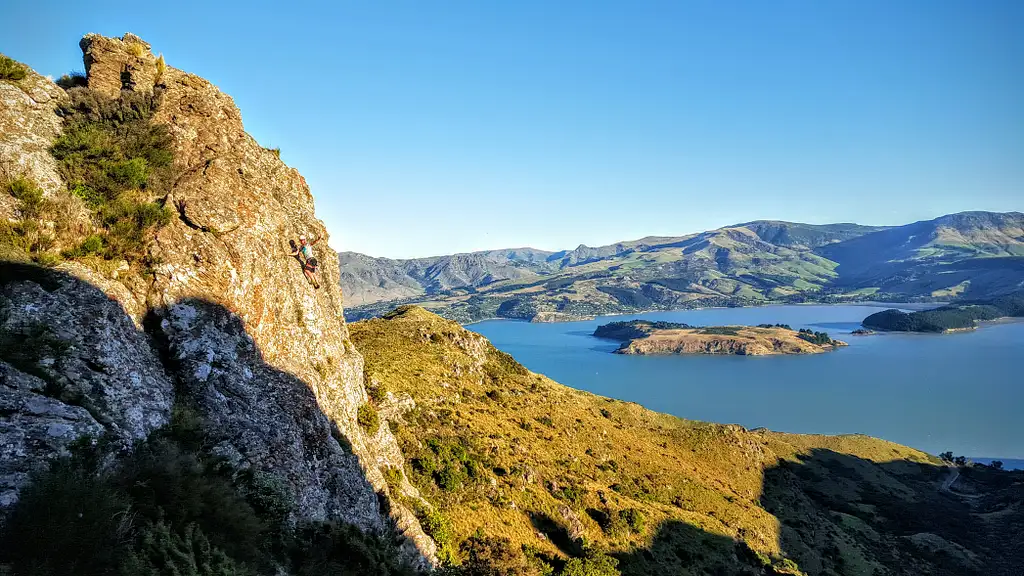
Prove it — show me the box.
[340,212,1024,323]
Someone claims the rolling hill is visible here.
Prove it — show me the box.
[349,306,1024,575]
[341,213,1024,322]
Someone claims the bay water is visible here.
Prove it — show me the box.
[468,304,1024,464]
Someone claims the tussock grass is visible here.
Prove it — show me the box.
[350,306,1009,576]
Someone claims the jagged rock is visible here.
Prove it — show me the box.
[0,57,69,207]
[0,362,105,508]
[80,33,160,99]
[378,390,416,423]
[558,504,586,542]
[0,269,174,440]
[159,299,383,526]
[0,268,174,509]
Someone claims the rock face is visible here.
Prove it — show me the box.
[0,266,174,508]
[0,34,435,568]
[615,326,847,356]
[0,57,69,214]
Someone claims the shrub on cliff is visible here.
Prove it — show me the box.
[0,177,60,265]
[290,522,416,576]
[419,508,457,563]
[358,403,381,434]
[0,55,28,81]
[442,533,549,576]
[560,548,620,576]
[55,71,88,89]
[49,87,176,265]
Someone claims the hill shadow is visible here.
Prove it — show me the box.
[756,448,1023,576]
[514,446,1023,576]
[0,262,428,572]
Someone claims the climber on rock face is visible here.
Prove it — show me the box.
[289,233,321,289]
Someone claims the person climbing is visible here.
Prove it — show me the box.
[289,233,321,289]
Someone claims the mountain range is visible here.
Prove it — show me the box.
[340,212,1024,322]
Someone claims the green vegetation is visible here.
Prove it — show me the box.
[593,320,693,341]
[1,86,178,274]
[862,293,1024,332]
[696,326,741,336]
[1,177,59,265]
[0,412,415,576]
[357,403,380,434]
[419,508,457,563]
[349,306,1022,575]
[440,533,546,575]
[757,323,792,329]
[50,87,175,265]
[55,72,88,89]
[0,55,28,81]
[410,436,486,496]
[795,328,835,345]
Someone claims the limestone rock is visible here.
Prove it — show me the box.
[80,33,160,99]
[0,33,437,569]
[0,269,174,440]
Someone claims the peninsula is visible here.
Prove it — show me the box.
[862,293,1024,333]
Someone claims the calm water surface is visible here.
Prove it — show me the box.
[468,305,1024,462]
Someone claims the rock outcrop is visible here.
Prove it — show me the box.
[0,265,175,507]
[0,34,435,568]
[0,57,69,213]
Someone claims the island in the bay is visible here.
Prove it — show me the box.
[862,293,1024,333]
[594,320,846,355]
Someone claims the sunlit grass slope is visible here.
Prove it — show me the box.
[350,306,1021,576]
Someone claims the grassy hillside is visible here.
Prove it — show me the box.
[350,307,1024,576]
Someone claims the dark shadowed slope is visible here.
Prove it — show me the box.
[736,221,890,249]
[817,212,1024,297]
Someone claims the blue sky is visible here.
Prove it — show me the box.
[5,1,1023,258]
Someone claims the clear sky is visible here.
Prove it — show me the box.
[5,1,1023,258]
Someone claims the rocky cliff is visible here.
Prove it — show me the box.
[1,34,434,569]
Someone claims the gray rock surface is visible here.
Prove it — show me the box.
[0,268,174,508]
[0,56,69,209]
[0,362,105,508]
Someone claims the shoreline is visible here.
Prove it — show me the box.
[863,314,1024,336]
[462,300,928,327]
